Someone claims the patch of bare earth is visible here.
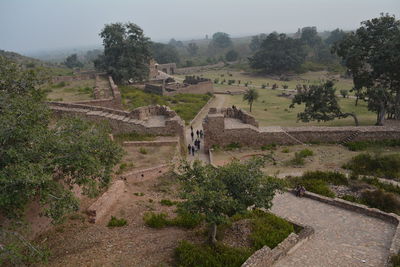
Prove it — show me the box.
[222,219,252,249]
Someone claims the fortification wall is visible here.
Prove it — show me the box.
[164,80,213,96]
[175,62,225,75]
[144,83,164,95]
[203,108,400,150]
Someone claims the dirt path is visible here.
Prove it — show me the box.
[185,94,226,163]
[271,193,395,267]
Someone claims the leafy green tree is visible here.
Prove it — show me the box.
[150,42,180,64]
[290,81,359,126]
[168,38,184,48]
[249,33,306,74]
[325,28,346,46]
[187,43,199,56]
[210,32,232,49]
[64,54,83,69]
[0,56,123,264]
[243,88,259,112]
[340,89,349,98]
[178,158,282,244]
[249,33,267,52]
[225,49,239,61]
[333,14,400,125]
[301,26,322,48]
[94,22,151,83]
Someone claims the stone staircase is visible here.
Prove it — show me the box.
[339,130,361,145]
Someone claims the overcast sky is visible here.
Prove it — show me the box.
[0,0,399,54]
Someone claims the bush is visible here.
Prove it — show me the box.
[340,89,348,98]
[344,139,400,151]
[107,216,128,227]
[282,84,288,89]
[171,211,203,229]
[143,212,169,228]
[249,211,294,250]
[301,171,348,186]
[139,147,148,154]
[340,194,363,204]
[282,148,290,153]
[174,241,252,267]
[133,192,144,196]
[343,153,400,179]
[261,84,266,89]
[361,190,400,214]
[160,199,176,206]
[261,144,276,151]
[391,253,400,267]
[225,142,241,151]
[297,149,313,158]
[286,149,314,166]
[296,179,335,198]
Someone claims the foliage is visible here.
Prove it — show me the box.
[144,212,169,228]
[143,210,203,229]
[301,171,348,185]
[294,178,335,197]
[177,158,283,243]
[243,88,259,112]
[340,89,348,98]
[344,139,400,151]
[391,253,400,267]
[150,42,180,64]
[249,33,268,52]
[333,14,400,125]
[286,149,314,166]
[225,142,242,150]
[290,81,359,126]
[297,149,314,158]
[160,199,177,206]
[64,54,83,69]
[187,43,199,56]
[361,190,400,214]
[225,50,239,61]
[174,241,252,267]
[325,28,346,46]
[210,32,232,49]
[113,132,156,143]
[300,27,322,48]
[343,153,400,179]
[94,22,151,83]
[249,33,306,74]
[107,216,128,227]
[139,147,148,154]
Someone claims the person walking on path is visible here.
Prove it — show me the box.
[191,131,194,141]
[187,144,191,155]
[190,125,193,132]
[191,145,195,156]
[200,130,204,139]
[196,130,200,138]
[197,139,201,149]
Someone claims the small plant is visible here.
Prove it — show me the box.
[283,84,288,89]
[148,198,153,203]
[133,192,145,196]
[139,147,148,154]
[282,148,290,153]
[261,84,266,89]
[340,89,349,98]
[298,149,313,157]
[244,82,249,87]
[225,142,242,151]
[261,144,276,151]
[107,216,128,227]
[160,199,177,206]
[143,212,169,228]
[214,78,219,84]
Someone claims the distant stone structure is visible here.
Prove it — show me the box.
[149,60,176,80]
[203,107,400,150]
[145,75,213,96]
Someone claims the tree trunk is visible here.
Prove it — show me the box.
[376,104,386,126]
[342,113,359,126]
[355,95,359,106]
[395,90,400,120]
[249,101,253,112]
[209,223,217,245]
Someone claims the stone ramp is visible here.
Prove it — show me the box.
[271,193,395,267]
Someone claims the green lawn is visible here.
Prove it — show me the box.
[224,88,376,127]
[119,86,211,124]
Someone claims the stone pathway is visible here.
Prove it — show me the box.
[271,193,395,267]
[185,94,226,163]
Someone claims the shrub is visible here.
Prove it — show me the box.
[214,78,219,84]
[340,89,348,98]
[261,144,276,151]
[283,84,288,89]
[139,147,148,154]
[174,241,252,267]
[282,148,290,153]
[225,142,241,151]
[286,149,314,166]
[391,253,400,267]
[107,216,127,227]
[361,190,400,214]
[249,211,294,250]
[160,199,176,206]
[133,192,144,196]
[343,153,400,179]
[301,171,348,186]
[171,211,203,229]
[340,194,363,204]
[360,176,400,195]
[298,149,313,158]
[261,84,266,89]
[296,179,335,198]
[345,139,400,151]
[143,212,169,228]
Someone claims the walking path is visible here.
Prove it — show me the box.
[185,94,226,162]
[271,193,395,267]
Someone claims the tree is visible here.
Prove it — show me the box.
[186,43,199,56]
[210,32,232,49]
[0,56,123,264]
[178,158,282,244]
[150,42,180,64]
[168,38,184,48]
[340,89,349,98]
[225,49,239,61]
[249,33,267,52]
[243,88,259,112]
[249,33,306,74]
[64,54,83,69]
[300,26,322,48]
[290,81,359,126]
[333,14,400,125]
[325,28,346,46]
[94,22,151,83]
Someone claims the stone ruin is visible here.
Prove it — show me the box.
[145,75,213,96]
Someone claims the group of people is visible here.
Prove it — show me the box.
[294,185,306,197]
[188,126,204,156]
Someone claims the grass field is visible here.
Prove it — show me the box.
[45,79,95,102]
[224,87,376,127]
[176,70,354,92]
[120,86,211,124]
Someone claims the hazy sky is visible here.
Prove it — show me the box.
[0,0,399,54]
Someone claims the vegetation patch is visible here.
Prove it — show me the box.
[143,210,203,229]
[114,132,157,143]
[286,149,314,166]
[159,199,177,206]
[225,142,242,150]
[343,153,400,179]
[107,216,128,227]
[345,139,400,151]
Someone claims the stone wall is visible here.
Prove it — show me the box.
[144,80,213,96]
[203,108,400,150]
[49,102,186,145]
[175,62,225,75]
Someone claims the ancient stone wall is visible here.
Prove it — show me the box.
[203,108,400,150]
[175,62,225,75]
[144,80,213,96]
